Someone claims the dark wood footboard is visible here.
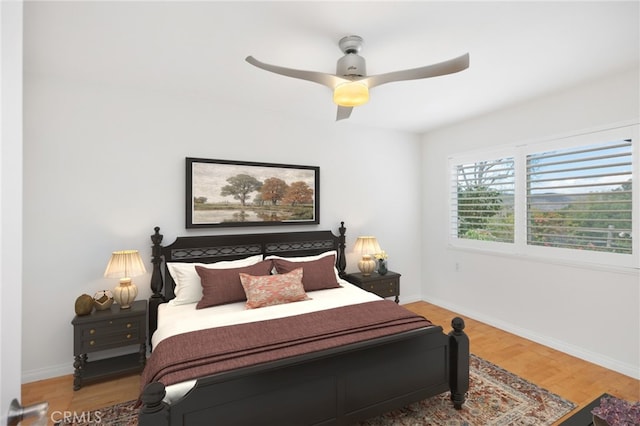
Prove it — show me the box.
[139,319,469,426]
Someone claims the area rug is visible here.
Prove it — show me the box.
[359,354,575,425]
[58,354,575,425]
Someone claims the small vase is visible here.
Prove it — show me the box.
[377,259,388,275]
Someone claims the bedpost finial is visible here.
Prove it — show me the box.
[140,382,166,411]
[452,317,465,333]
[139,382,171,425]
[151,227,163,246]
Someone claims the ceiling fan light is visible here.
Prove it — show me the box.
[333,82,369,107]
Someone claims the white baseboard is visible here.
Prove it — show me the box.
[398,294,422,304]
[424,296,640,380]
[22,347,140,384]
[23,363,73,384]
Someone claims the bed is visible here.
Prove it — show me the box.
[138,222,469,426]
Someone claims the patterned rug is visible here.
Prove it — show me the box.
[58,354,575,425]
[359,354,575,425]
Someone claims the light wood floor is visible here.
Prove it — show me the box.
[22,301,639,425]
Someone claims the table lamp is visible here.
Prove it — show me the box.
[353,236,381,276]
[104,250,146,309]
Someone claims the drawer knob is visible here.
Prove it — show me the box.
[126,323,132,329]
[126,334,132,339]
[89,329,96,335]
[89,340,95,346]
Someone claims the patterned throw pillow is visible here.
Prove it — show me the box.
[239,268,309,309]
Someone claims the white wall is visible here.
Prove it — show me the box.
[421,67,640,378]
[22,74,422,381]
[1,0,24,418]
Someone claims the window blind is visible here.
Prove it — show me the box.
[526,139,632,254]
[452,157,515,243]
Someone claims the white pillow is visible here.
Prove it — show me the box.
[167,254,263,306]
[265,250,336,263]
[265,250,341,281]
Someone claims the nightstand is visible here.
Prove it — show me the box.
[344,271,401,303]
[71,299,147,390]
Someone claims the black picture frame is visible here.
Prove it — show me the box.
[186,158,320,228]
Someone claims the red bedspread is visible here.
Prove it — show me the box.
[140,300,433,392]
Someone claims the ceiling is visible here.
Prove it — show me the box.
[23,1,639,134]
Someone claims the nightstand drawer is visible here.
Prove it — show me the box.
[78,328,142,352]
[343,271,401,303]
[364,279,399,297]
[78,317,140,338]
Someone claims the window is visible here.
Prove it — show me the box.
[527,140,632,254]
[452,157,515,243]
[449,124,638,268]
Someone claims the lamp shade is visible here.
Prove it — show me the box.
[353,236,381,256]
[104,250,146,309]
[353,236,381,276]
[104,250,147,279]
[333,81,369,107]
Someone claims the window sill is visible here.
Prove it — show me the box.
[446,243,639,276]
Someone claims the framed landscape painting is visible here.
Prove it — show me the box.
[186,157,320,228]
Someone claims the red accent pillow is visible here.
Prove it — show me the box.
[195,260,273,309]
[271,254,341,292]
[240,268,309,309]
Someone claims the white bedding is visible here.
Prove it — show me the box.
[153,278,381,402]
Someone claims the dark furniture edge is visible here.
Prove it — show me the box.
[559,393,612,426]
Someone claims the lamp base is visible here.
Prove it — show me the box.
[113,279,138,309]
[357,255,376,277]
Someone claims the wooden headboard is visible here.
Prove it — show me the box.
[147,222,347,345]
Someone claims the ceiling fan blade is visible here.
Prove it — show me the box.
[246,56,347,89]
[336,106,353,121]
[364,53,469,89]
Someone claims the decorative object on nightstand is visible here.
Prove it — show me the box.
[104,249,146,309]
[374,250,388,275]
[93,289,114,311]
[71,299,147,390]
[74,294,94,316]
[353,236,381,276]
[344,270,401,303]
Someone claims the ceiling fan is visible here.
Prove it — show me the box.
[246,35,469,121]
